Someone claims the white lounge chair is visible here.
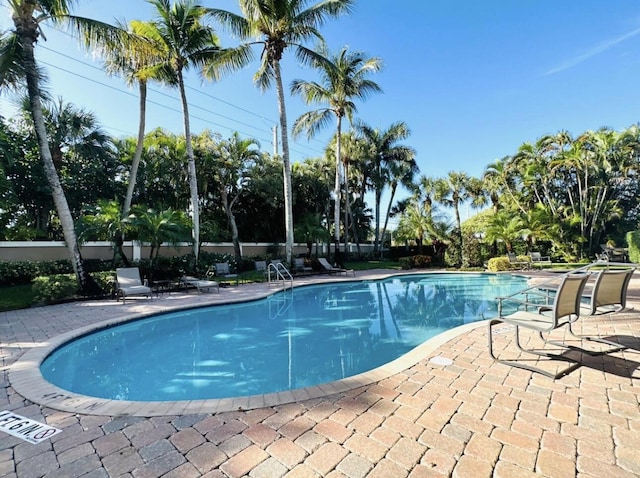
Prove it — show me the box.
[181,275,219,293]
[530,252,551,268]
[488,273,590,378]
[318,257,355,276]
[115,267,152,303]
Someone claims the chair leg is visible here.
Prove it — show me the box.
[488,319,580,379]
[565,322,626,355]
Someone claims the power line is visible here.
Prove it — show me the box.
[35,44,325,157]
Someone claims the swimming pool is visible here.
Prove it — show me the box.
[40,273,527,402]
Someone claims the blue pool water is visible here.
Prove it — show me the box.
[41,273,527,401]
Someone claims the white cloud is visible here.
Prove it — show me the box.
[545,25,640,76]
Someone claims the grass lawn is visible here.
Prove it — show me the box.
[0,284,35,312]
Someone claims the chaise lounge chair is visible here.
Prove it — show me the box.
[293,257,313,276]
[488,273,590,378]
[180,275,219,293]
[115,267,152,303]
[318,257,355,276]
[213,262,238,285]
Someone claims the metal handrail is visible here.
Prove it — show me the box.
[267,262,293,289]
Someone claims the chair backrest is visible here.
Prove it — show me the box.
[255,260,266,272]
[318,257,332,270]
[294,258,304,269]
[507,252,517,262]
[592,268,635,309]
[552,274,590,325]
[216,262,230,275]
[530,252,542,262]
[116,267,143,287]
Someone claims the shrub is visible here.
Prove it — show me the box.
[32,271,113,305]
[398,255,432,269]
[627,230,640,264]
[486,255,531,272]
[0,259,114,287]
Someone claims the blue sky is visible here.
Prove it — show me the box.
[2,1,640,221]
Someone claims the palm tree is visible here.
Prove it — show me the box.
[379,146,417,251]
[78,199,130,266]
[208,131,261,260]
[98,20,162,218]
[291,45,382,259]
[356,121,414,257]
[207,0,355,264]
[134,0,224,261]
[0,1,129,295]
[434,171,473,266]
[125,206,192,270]
[484,210,525,253]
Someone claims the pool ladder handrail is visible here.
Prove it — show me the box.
[267,262,293,289]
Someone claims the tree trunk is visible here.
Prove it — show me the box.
[273,60,294,264]
[221,189,241,261]
[333,116,342,260]
[177,70,200,261]
[380,182,398,259]
[123,80,147,217]
[373,189,382,256]
[19,22,100,295]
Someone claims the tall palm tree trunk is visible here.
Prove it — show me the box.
[177,71,200,260]
[273,60,294,264]
[18,23,98,295]
[333,116,342,262]
[374,189,382,256]
[221,189,241,260]
[123,80,147,217]
[380,183,398,258]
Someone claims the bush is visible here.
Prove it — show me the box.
[486,255,531,272]
[627,230,640,264]
[0,259,115,287]
[398,255,432,270]
[32,271,114,306]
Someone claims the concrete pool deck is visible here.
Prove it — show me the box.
[1,269,639,477]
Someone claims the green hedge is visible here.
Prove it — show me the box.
[399,255,433,270]
[486,255,531,272]
[0,259,114,287]
[32,271,114,306]
[627,230,640,264]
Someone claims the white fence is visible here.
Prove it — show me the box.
[0,241,375,262]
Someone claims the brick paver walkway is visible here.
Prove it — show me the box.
[1,270,639,477]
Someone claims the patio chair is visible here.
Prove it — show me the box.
[507,252,529,270]
[115,267,152,303]
[214,262,238,280]
[180,275,219,293]
[255,260,267,279]
[488,273,590,378]
[318,257,355,276]
[530,252,551,268]
[584,268,635,316]
[293,257,313,276]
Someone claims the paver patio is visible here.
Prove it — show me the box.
[1,270,639,477]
